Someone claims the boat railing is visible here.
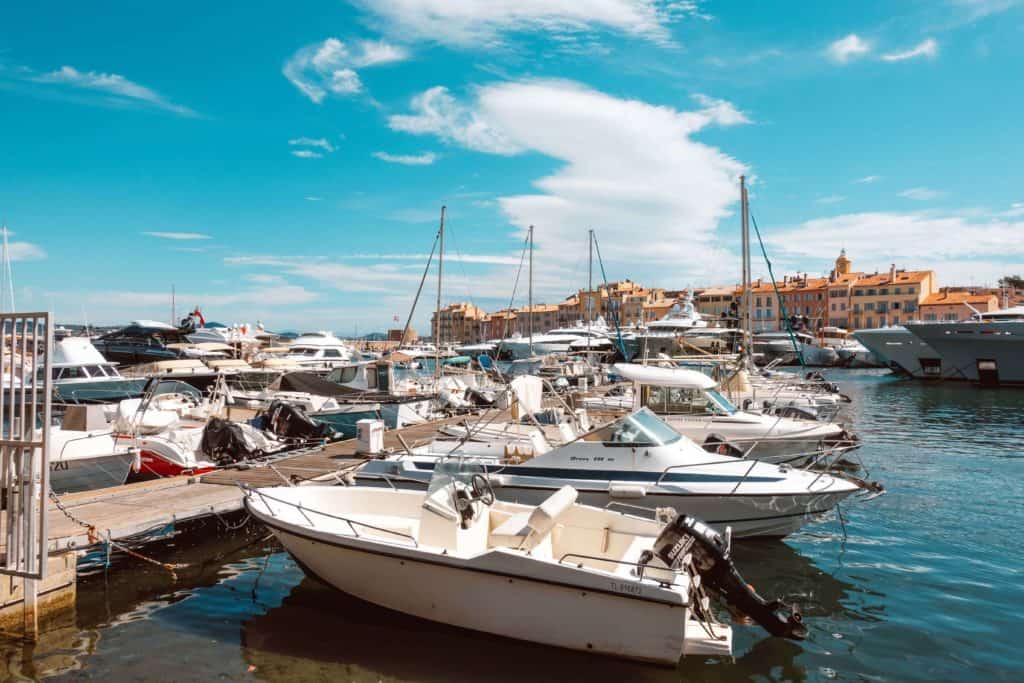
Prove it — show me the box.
[239,483,419,547]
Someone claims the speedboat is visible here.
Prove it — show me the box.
[594,363,856,466]
[245,463,807,663]
[357,409,882,538]
[49,406,139,494]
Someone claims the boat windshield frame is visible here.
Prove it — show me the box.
[704,388,738,415]
[581,408,682,447]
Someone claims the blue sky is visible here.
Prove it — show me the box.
[1,0,1022,333]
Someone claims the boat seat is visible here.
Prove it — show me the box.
[490,485,578,550]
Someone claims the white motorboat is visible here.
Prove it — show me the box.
[49,336,148,403]
[596,364,856,466]
[753,332,838,367]
[357,409,881,538]
[499,319,612,359]
[820,327,883,368]
[245,464,807,663]
[904,307,1024,385]
[281,332,354,369]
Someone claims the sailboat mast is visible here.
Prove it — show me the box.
[528,225,534,356]
[740,176,751,365]
[588,229,594,351]
[171,285,176,326]
[434,205,446,378]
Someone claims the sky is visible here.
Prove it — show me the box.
[1,0,1023,334]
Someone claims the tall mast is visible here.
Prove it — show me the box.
[588,229,594,352]
[528,225,534,356]
[740,176,751,366]
[434,205,445,378]
[171,285,176,326]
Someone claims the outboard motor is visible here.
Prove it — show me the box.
[644,515,807,640]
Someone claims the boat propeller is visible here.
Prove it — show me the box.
[642,514,808,641]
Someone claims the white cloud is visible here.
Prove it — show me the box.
[900,187,943,200]
[1000,202,1024,217]
[28,65,196,116]
[291,150,323,159]
[282,37,407,103]
[389,80,749,277]
[765,210,1019,266]
[289,137,335,153]
[856,175,881,184]
[388,86,521,154]
[352,0,703,47]
[8,242,46,261]
[372,151,438,165]
[304,196,323,201]
[817,195,846,205]
[882,38,939,62]
[826,34,872,63]
[143,231,212,240]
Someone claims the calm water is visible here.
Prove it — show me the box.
[3,370,1022,682]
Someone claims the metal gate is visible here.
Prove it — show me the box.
[0,313,51,580]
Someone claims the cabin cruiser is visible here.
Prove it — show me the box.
[91,320,229,367]
[357,409,881,538]
[852,327,952,379]
[819,327,882,368]
[593,364,856,465]
[623,295,709,360]
[246,462,810,663]
[48,337,148,404]
[120,358,222,393]
[280,332,353,369]
[498,319,612,360]
[904,306,1024,385]
[753,332,838,367]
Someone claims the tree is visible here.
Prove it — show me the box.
[999,275,1024,289]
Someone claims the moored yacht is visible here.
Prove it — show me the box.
[852,327,954,378]
[48,337,148,403]
[904,306,1024,385]
[623,294,709,360]
[281,331,354,369]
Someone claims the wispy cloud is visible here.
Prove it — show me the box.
[143,231,212,240]
[826,34,872,63]
[882,38,939,62]
[28,65,196,116]
[900,187,943,200]
[7,242,46,261]
[372,151,438,165]
[289,137,335,153]
[291,150,323,159]
[817,195,846,205]
[304,196,323,201]
[856,175,881,184]
[282,37,408,103]
[351,0,705,47]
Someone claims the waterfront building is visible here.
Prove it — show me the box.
[431,302,489,344]
[919,291,999,321]
[516,303,559,336]
[486,308,518,339]
[696,285,740,319]
[848,265,935,329]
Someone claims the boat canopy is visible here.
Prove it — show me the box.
[612,363,717,390]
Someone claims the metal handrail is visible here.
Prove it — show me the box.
[556,552,688,582]
[240,483,419,547]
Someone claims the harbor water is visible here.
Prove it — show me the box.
[3,369,1022,682]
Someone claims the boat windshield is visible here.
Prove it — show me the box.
[423,460,488,521]
[583,408,681,447]
[643,386,735,416]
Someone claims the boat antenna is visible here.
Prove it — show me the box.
[528,225,534,357]
[435,205,445,379]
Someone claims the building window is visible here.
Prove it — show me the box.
[866,317,874,328]
[867,289,877,296]
[831,303,836,311]
[840,303,847,311]
[905,302,917,313]
[893,302,901,310]
[925,313,937,321]
[945,313,957,321]
[865,303,875,311]
[895,287,902,294]
[880,288,888,295]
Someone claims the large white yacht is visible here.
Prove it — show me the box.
[498,319,612,359]
[903,306,1024,385]
[623,294,709,360]
[281,332,353,369]
[853,327,955,379]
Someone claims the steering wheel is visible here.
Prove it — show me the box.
[470,473,496,506]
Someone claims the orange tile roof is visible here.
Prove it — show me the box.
[921,292,998,306]
[852,270,932,287]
